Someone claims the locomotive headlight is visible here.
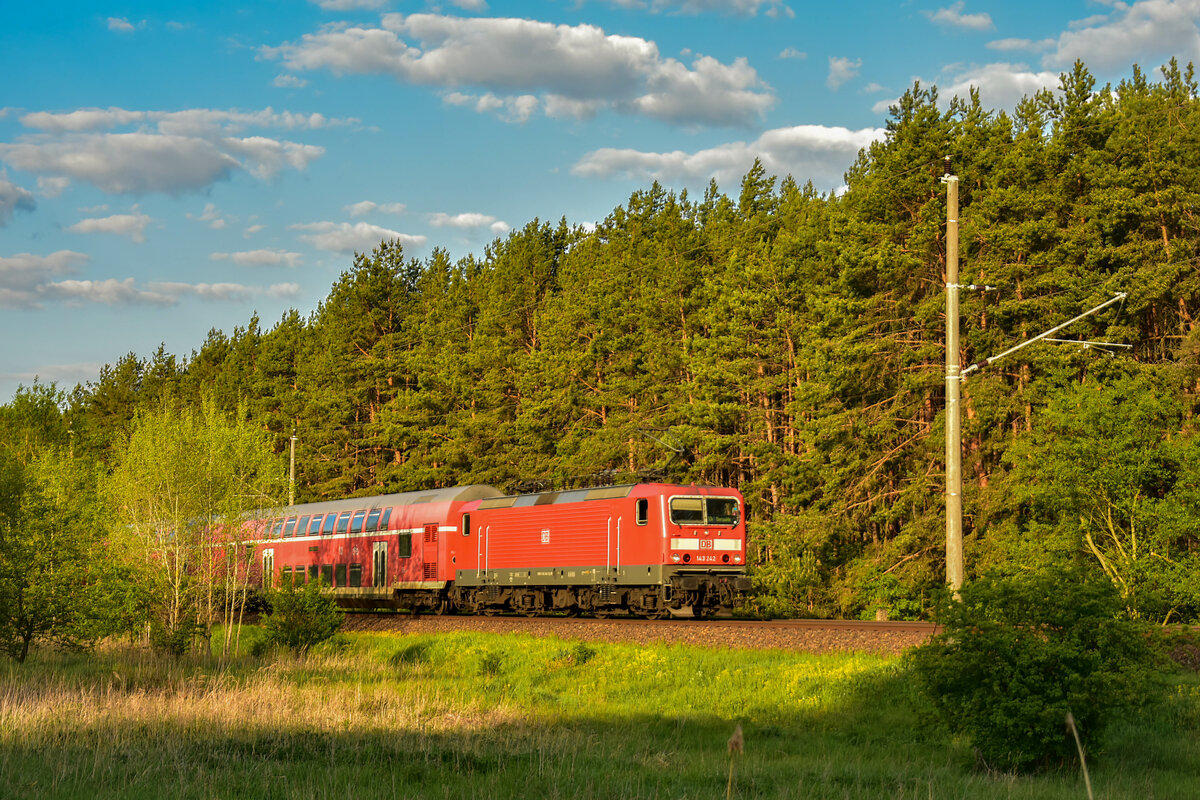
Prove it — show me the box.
[672,553,681,563]
[734,556,742,563]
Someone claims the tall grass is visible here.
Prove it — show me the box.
[0,631,1196,799]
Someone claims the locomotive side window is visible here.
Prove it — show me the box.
[635,499,649,526]
[669,497,704,525]
[461,514,471,536]
[366,509,381,531]
[398,532,413,558]
[350,511,366,533]
[706,497,740,526]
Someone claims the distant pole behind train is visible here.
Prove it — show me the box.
[289,429,297,507]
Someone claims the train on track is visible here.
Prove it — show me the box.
[245,483,751,617]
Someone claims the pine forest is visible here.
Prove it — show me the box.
[6,61,1200,628]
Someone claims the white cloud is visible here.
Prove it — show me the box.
[244,224,266,237]
[0,251,281,308]
[36,176,70,197]
[443,92,541,123]
[0,173,35,225]
[0,361,105,389]
[0,119,327,195]
[187,202,229,230]
[872,62,1060,115]
[451,0,490,10]
[0,134,240,195]
[265,13,775,126]
[827,56,862,91]
[572,123,883,190]
[986,37,1055,53]
[267,282,302,299]
[27,275,298,307]
[313,0,388,9]
[210,249,304,268]
[21,108,146,132]
[274,74,309,88]
[1046,0,1200,72]
[345,200,407,216]
[291,221,427,253]
[779,47,806,60]
[220,136,325,180]
[107,17,142,33]
[66,208,154,243]
[0,251,89,307]
[925,2,994,31]
[604,0,791,14]
[429,212,509,234]
[42,278,175,306]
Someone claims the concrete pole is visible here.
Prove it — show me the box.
[943,162,964,592]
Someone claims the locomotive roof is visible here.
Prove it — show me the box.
[273,484,502,518]
[474,482,736,510]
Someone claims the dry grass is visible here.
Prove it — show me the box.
[0,633,1196,800]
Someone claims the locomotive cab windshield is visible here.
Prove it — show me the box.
[668,496,740,527]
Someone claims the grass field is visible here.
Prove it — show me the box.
[1,629,1197,799]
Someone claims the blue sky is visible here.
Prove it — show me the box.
[2,0,1197,402]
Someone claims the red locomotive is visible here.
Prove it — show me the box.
[247,483,751,617]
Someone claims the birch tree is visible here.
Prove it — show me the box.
[107,394,285,656]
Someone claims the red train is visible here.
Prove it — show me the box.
[247,483,751,617]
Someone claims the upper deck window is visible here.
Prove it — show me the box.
[366,509,381,531]
[336,511,352,535]
[308,515,324,535]
[669,496,740,527]
[283,518,297,537]
[350,511,366,533]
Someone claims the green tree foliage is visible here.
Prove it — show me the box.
[106,395,286,655]
[0,384,132,662]
[980,369,1200,621]
[908,570,1162,773]
[259,577,343,655]
[48,61,1200,621]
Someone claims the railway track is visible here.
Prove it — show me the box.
[339,612,939,656]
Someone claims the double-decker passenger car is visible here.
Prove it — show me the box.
[249,482,750,617]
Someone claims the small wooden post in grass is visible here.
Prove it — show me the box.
[726,724,744,800]
[1066,711,1094,800]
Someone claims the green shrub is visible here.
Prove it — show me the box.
[260,580,343,655]
[907,569,1162,773]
